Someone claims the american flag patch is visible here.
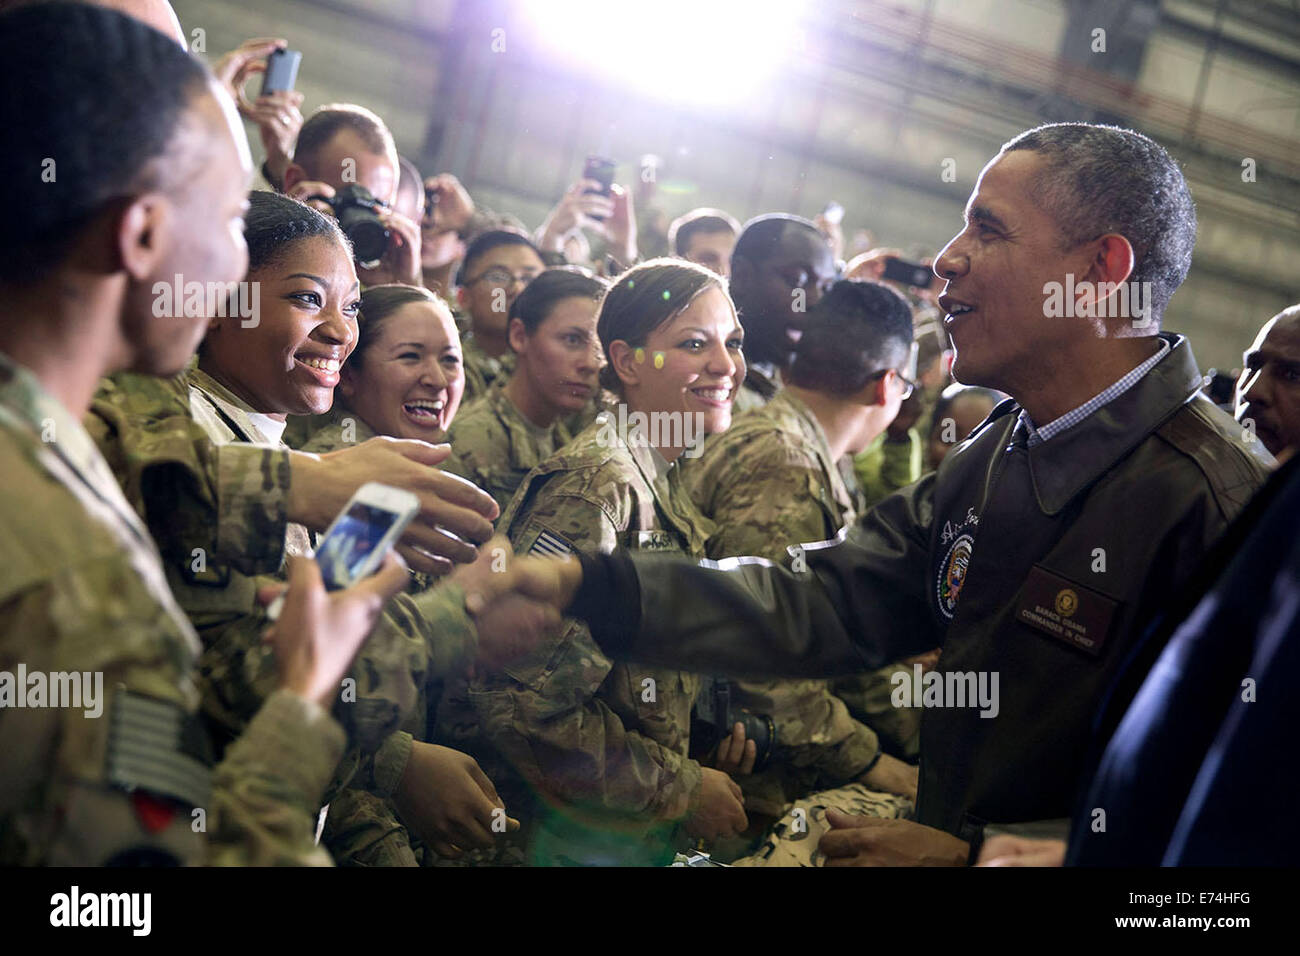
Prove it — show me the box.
[528,528,574,557]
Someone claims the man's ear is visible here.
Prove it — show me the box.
[507,317,529,355]
[456,285,469,311]
[117,193,170,281]
[1077,233,1135,314]
[607,340,641,390]
[281,163,307,194]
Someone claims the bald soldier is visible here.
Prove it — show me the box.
[1235,304,1300,460]
[471,122,1273,866]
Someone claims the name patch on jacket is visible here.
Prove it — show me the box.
[621,529,679,551]
[1015,566,1119,657]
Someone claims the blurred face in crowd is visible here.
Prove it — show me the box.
[927,390,999,471]
[682,228,736,278]
[202,235,359,417]
[934,150,1098,394]
[732,223,835,367]
[127,83,252,377]
[458,243,545,339]
[340,299,464,441]
[298,128,399,206]
[615,286,745,440]
[1236,307,1300,458]
[510,296,602,420]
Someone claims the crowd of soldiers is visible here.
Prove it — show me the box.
[1,1,1294,869]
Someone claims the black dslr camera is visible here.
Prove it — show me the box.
[312,184,390,264]
[691,677,776,772]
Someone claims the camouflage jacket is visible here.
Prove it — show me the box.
[683,389,885,815]
[443,381,572,519]
[86,368,478,802]
[461,335,516,406]
[732,361,781,415]
[297,403,378,455]
[0,352,343,865]
[441,414,715,857]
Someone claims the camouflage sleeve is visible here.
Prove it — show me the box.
[705,443,882,782]
[208,690,345,866]
[0,561,340,867]
[86,374,290,577]
[703,440,841,561]
[321,788,418,866]
[333,582,479,782]
[472,492,703,820]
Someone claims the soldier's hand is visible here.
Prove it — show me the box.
[976,834,1066,867]
[714,722,757,776]
[393,742,518,859]
[819,810,968,866]
[684,768,748,841]
[287,439,497,576]
[859,752,918,802]
[263,553,408,708]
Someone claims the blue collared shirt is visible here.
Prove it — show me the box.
[1018,338,1172,447]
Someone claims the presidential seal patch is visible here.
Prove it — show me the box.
[936,532,974,619]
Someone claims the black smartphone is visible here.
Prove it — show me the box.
[882,256,937,290]
[260,48,302,96]
[582,155,616,221]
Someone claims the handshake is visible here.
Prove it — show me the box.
[448,536,586,671]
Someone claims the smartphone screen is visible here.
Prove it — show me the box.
[315,501,405,590]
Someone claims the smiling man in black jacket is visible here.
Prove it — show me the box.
[467,122,1273,866]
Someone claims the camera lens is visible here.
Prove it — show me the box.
[342,216,389,264]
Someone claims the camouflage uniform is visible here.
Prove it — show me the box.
[0,352,343,865]
[87,367,484,864]
[443,380,572,518]
[461,335,516,406]
[296,404,377,455]
[732,361,781,414]
[683,389,915,865]
[438,413,714,865]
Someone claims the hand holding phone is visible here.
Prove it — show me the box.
[581,156,616,221]
[267,482,418,621]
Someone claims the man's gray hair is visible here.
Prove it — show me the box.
[1002,123,1196,326]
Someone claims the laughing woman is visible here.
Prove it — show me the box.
[438,259,751,866]
[299,284,465,455]
[89,191,504,866]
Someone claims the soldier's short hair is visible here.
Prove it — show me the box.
[457,230,542,286]
[0,2,211,283]
[1001,123,1196,327]
[668,208,742,257]
[294,103,397,180]
[732,214,821,267]
[510,268,608,334]
[244,191,349,273]
[787,280,914,396]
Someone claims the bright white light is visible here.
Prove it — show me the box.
[518,0,803,107]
